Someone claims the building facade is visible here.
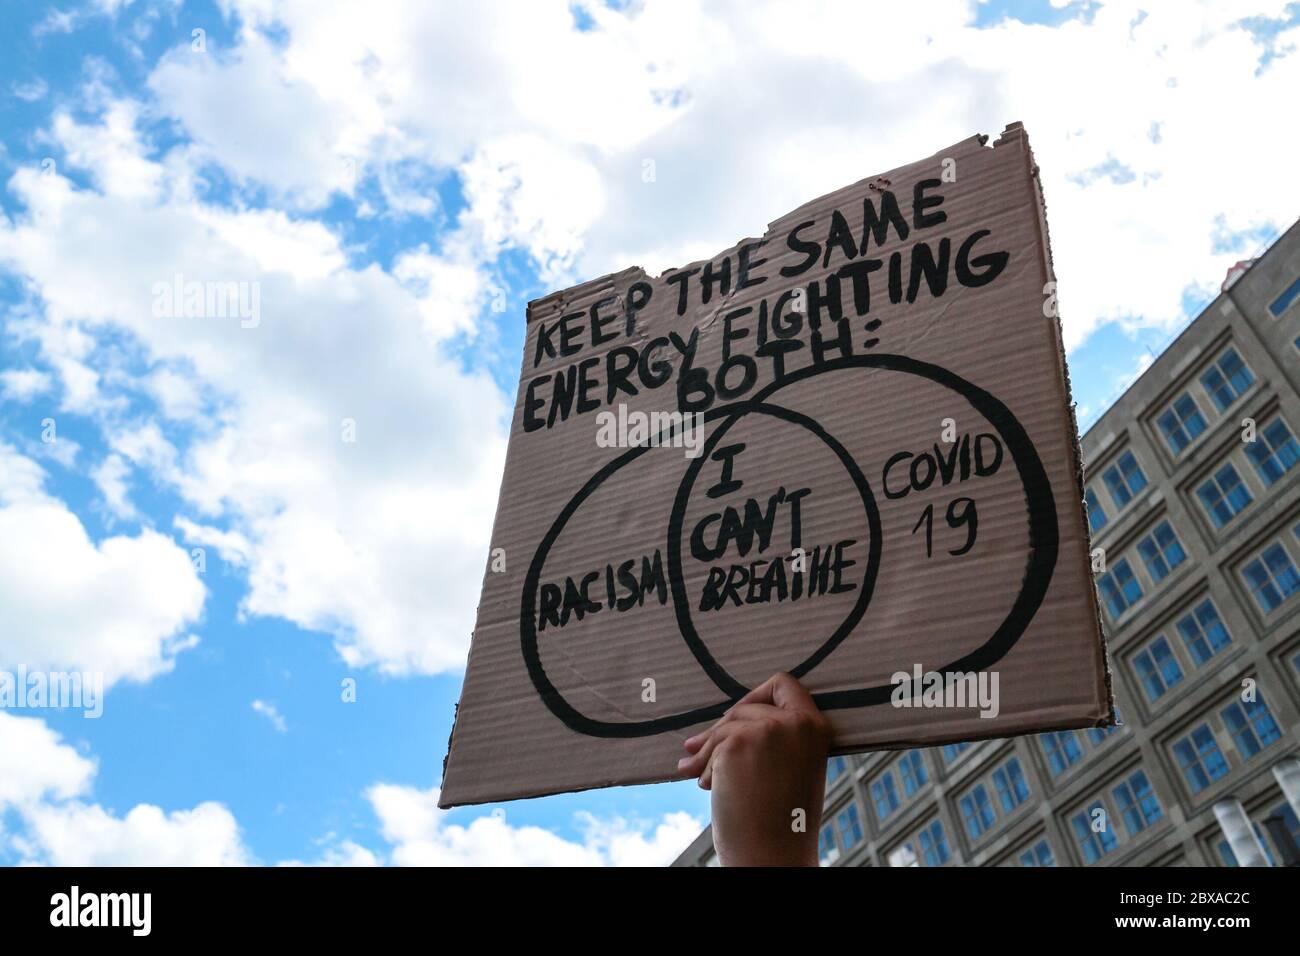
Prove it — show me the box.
[674,219,1300,868]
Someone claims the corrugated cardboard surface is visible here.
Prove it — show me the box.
[440,123,1112,808]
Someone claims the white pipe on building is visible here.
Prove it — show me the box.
[1212,798,1270,867]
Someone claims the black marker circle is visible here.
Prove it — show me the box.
[519,353,1058,736]
[666,401,882,699]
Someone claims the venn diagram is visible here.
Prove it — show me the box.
[521,353,1059,737]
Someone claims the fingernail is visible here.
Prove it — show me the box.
[677,756,690,769]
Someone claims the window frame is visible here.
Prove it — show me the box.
[1198,346,1254,413]
[1268,275,1300,317]
[959,783,997,840]
[1132,633,1185,702]
[1172,723,1229,794]
[1196,461,1254,530]
[1175,598,1232,666]
[1157,391,1208,456]
[1241,540,1300,614]
[1101,449,1149,510]
[1245,416,1300,487]
[1136,519,1187,584]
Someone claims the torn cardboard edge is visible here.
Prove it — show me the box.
[1002,119,1117,730]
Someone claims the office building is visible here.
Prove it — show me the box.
[674,219,1300,867]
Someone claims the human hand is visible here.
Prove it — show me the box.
[678,673,832,866]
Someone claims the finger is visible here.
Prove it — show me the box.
[739,672,819,714]
[699,739,723,790]
[714,702,782,731]
[677,728,724,778]
[683,701,781,752]
[698,724,748,791]
[677,721,744,778]
[699,758,714,790]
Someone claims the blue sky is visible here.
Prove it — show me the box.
[0,0,1296,865]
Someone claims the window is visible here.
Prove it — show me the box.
[826,755,848,785]
[1199,348,1254,412]
[898,751,927,797]
[1103,451,1148,508]
[1217,839,1237,867]
[1017,839,1055,867]
[916,820,949,866]
[1262,804,1300,862]
[1040,731,1083,776]
[1245,419,1300,486]
[1072,802,1119,863]
[1085,488,1108,534]
[993,758,1030,813]
[960,784,997,839]
[836,802,864,849]
[941,741,970,764]
[1098,558,1143,618]
[1241,542,1300,613]
[1173,724,1229,793]
[1136,521,1186,583]
[1176,600,1231,666]
[1158,393,1207,455]
[1132,635,1184,701]
[1197,463,1253,529]
[1220,693,1282,758]
[1112,770,1162,834]
[1269,275,1300,316]
[818,824,838,865]
[871,772,900,822]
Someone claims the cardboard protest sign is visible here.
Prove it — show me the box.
[440,123,1113,807]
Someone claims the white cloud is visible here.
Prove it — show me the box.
[148,0,1300,351]
[366,783,701,867]
[0,95,509,675]
[91,452,136,519]
[278,838,380,867]
[0,712,96,811]
[144,366,205,421]
[11,78,49,102]
[0,367,52,402]
[576,809,706,868]
[251,698,288,732]
[50,101,162,201]
[174,516,251,568]
[0,711,693,866]
[21,800,252,867]
[0,712,252,866]
[0,442,204,687]
[391,242,491,340]
[148,30,379,208]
